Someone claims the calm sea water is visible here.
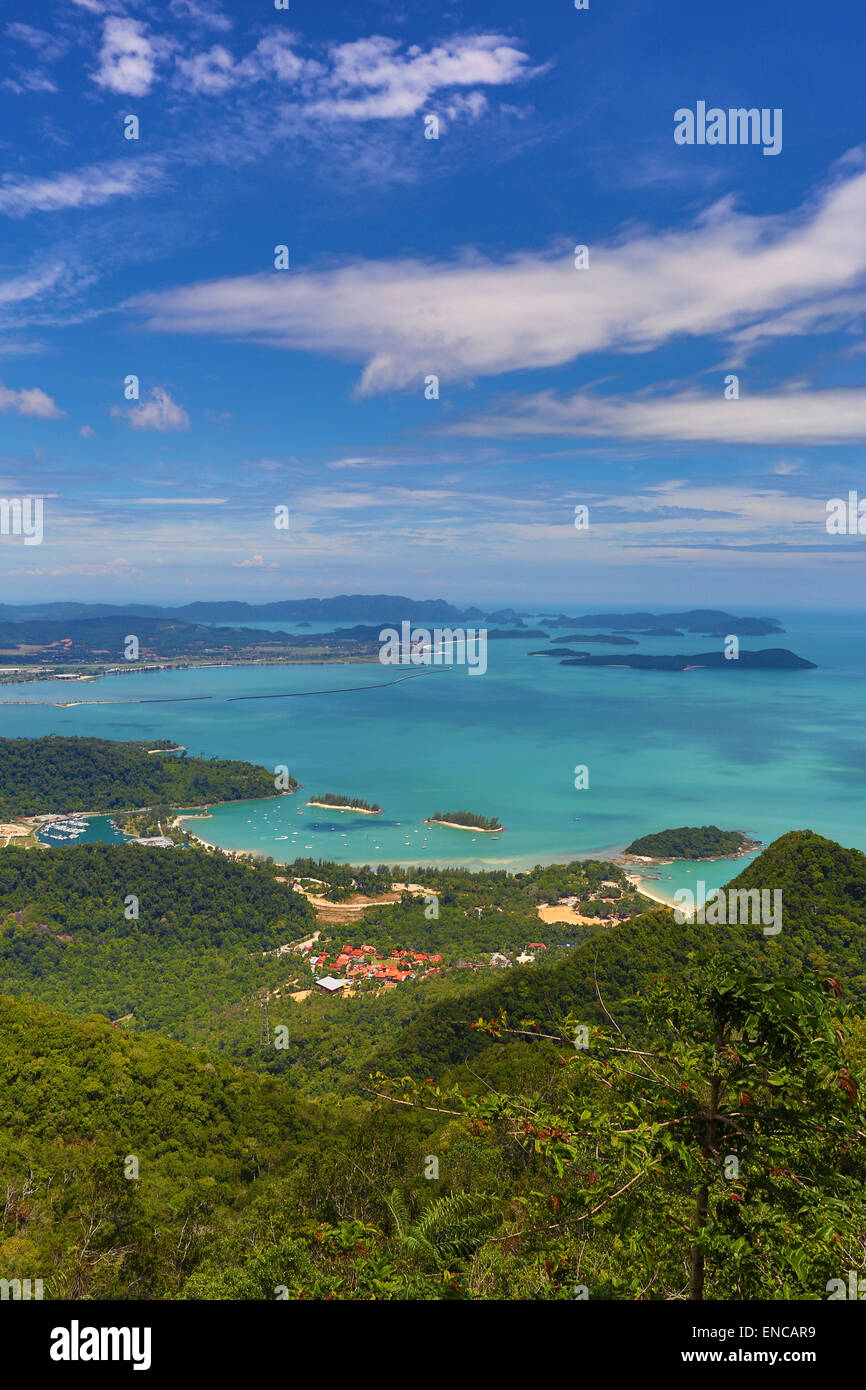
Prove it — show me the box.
[2,608,863,903]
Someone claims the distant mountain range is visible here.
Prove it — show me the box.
[0,596,520,625]
[0,598,783,634]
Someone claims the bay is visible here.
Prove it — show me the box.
[1,607,862,904]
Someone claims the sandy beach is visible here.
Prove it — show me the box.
[423,819,504,833]
[625,872,678,909]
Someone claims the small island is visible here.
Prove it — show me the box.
[306,794,382,815]
[424,811,504,833]
[624,826,761,860]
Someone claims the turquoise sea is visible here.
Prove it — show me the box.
[2,608,864,905]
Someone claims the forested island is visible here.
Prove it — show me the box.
[540,609,785,636]
[306,794,382,814]
[625,825,761,859]
[425,811,503,832]
[0,736,293,818]
[552,648,816,671]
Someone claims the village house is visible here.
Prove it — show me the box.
[315,976,348,995]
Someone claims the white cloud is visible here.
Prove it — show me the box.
[304,34,536,120]
[0,159,161,217]
[0,381,64,418]
[172,30,531,116]
[175,44,237,95]
[169,0,233,31]
[130,155,866,395]
[79,424,95,438]
[175,32,320,96]
[92,18,167,97]
[449,386,866,445]
[232,554,277,568]
[113,387,189,431]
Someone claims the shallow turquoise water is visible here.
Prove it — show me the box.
[36,814,129,848]
[1,608,863,896]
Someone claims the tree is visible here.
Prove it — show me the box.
[374,958,866,1299]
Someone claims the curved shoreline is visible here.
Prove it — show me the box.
[623,873,679,909]
[306,802,382,815]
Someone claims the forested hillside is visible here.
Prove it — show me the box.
[2,829,865,1300]
[0,736,291,817]
[0,843,314,1036]
[0,995,322,1298]
[371,831,866,1078]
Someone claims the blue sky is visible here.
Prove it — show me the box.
[1,0,865,607]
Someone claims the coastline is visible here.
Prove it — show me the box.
[306,801,382,815]
[620,836,762,867]
[423,819,504,833]
[624,872,679,909]
[180,825,264,860]
[14,796,766,891]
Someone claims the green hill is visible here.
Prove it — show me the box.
[371,830,866,1079]
[0,735,293,818]
[0,842,314,1039]
[0,993,322,1299]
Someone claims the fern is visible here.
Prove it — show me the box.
[389,1191,492,1267]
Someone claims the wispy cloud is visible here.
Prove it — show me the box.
[449,385,866,445]
[129,155,866,395]
[0,159,163,217]
[6,23,68,63]
[169,0,233,32]
[0,263,67,308]
[6,558,142,578]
